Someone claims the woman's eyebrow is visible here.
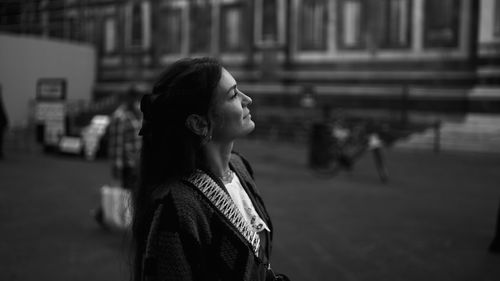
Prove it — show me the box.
[225,84,237,95]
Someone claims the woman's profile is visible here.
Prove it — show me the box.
[132,57,289,281]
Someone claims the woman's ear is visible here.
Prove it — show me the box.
[185,114,209,136]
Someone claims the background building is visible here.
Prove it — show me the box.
[1,0,500,149]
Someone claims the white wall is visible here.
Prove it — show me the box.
[0,34,96,127]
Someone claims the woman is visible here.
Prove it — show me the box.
[133,57,289,281]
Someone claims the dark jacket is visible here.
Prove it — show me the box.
[0,96,7,130]
[141,152,275,281]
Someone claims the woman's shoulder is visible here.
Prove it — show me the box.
[154,180,203,205]
[154,180,216,220]
[149,181,215,244]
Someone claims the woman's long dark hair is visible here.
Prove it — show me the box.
[131,57,222,281]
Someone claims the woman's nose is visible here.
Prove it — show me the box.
[241,92,252,106]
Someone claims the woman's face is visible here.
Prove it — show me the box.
[209,68,254,141]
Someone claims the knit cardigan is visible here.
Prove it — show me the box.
[141,152,275,281]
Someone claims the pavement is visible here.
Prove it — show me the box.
[1,139,499,281]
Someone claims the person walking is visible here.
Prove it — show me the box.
[368,131,388,183]
[93,86,142,227]
[0,91,8,160]
[108,87,142,189]
[132,57,289,281]
[489,198,500,253]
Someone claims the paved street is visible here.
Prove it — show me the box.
[1,140,500,281]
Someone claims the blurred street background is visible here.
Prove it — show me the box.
[1,139,499,281]
[1,0,500,281]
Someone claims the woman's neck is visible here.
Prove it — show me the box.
[202,141,234,178]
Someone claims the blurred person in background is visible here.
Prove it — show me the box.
[490,198,500,253]
[108,86,143,189]
[0,91,8,160]
[330,117,353,171]
[365,121,388,183]
[133,57,289,281]
[94,86,142,226]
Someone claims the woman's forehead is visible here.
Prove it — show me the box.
[218,68,236,90]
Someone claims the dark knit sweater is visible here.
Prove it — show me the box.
[141,152,275,281]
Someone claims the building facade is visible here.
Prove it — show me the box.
[1,0,499,122]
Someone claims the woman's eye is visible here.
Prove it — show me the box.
[231,89,238,99]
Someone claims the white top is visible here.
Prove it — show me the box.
[225,173,270,233]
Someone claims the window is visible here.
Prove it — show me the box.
[47,0,64,38]
[65,16,79,40]
[262,0,278,42]
[22,2,42,34]
[126,2,151,50]
[495,0,500,37]
[159,7,182,54]
[189,1,212,53]
[220,3,245,53]
[0,3,21,30]
[254,0,285,45]
[85,19,100,46]
[338,0,366,49]
[376,0,411,48]
[131,3,142,47]
[104,18,116,54]
[424,0,460,48]
[298,0,328,51]
[338,0,411,50]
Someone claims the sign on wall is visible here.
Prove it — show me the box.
[37,78,67,101]
[35,78,67,147]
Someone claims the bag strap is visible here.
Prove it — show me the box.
[184,169,261,257]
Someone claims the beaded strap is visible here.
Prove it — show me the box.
[185,169,260,256]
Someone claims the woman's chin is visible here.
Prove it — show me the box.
[247,120,255,132]
[241,121,255,136]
